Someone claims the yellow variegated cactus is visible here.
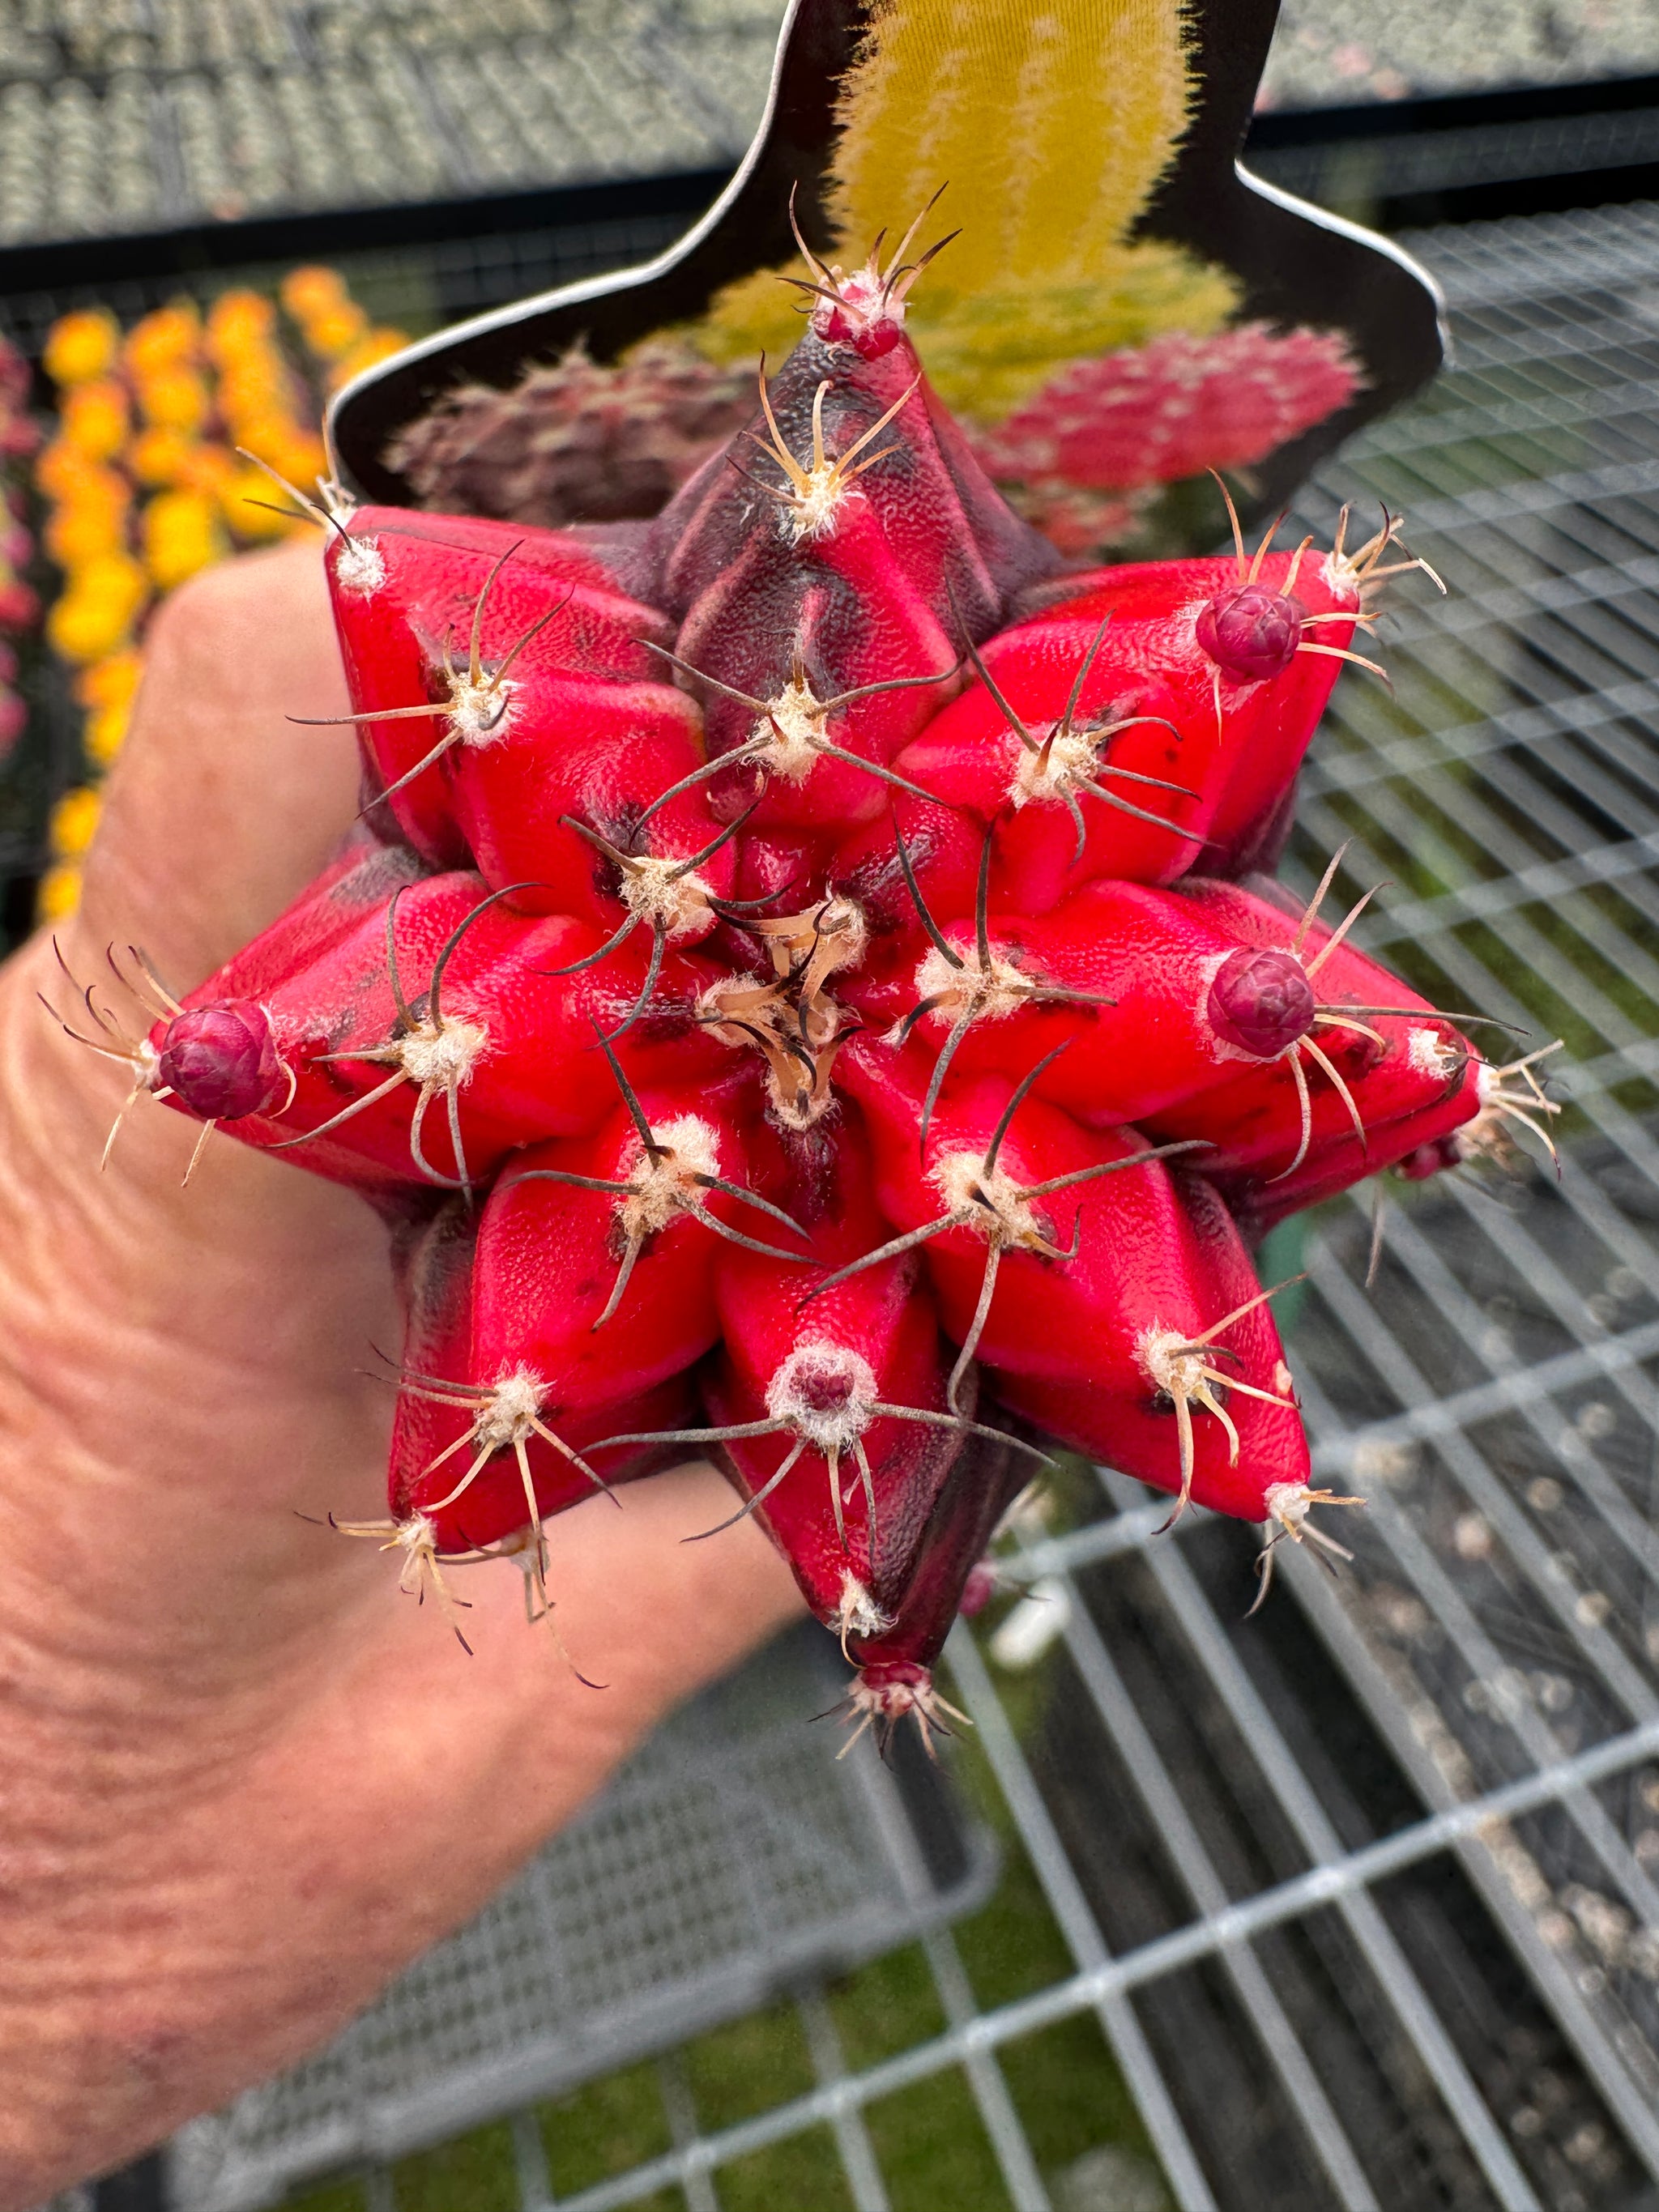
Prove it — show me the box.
[691,0,1237,420]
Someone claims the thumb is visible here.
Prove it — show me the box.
[74,533,358,992]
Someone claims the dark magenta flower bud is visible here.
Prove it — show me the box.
[1393,1134,1465,1183]
[957,1559,999,1617]
[158,1001,288,1120]
[818,294,905,359]
[1196,582,1304,682]
[1207,947,1316,1059]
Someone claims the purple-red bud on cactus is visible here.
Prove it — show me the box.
[818,277,906,360]
[1196,584,1304,682]
[1394,1133,1465,1182]
[1206,947,1316,1058]
[958,1558,998,1617]
[159,1002,288,1120]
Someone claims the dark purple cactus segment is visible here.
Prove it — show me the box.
[158,1002,287,1120]
[1196,582,1304,682]
[1207,947,1316,1059]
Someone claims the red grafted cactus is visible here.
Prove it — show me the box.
[970,322,1363,494]
[58,207,1552,1747]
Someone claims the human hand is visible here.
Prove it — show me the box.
[0,535,802,2208]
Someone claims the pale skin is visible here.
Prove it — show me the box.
[0,536,803,2208]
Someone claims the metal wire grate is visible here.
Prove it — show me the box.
[1259,1,1659,107]
[167,1628,996,2212]
[0,0,778,246]
[92,198,1659,2210]
[1247,103,1659,208]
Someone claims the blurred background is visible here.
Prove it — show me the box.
[11,6,1659,2211]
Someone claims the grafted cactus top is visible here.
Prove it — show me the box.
[125,222,1484,1733]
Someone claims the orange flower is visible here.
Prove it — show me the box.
[279,265,348,321]
[44,468,133,568]
[128,425,198,488]
[74,647,144,712]
[206,288,277,364]
[137,368,211,435]
[60,378,130,459]
[233,415,326,488]
[178,443,238,497]
[35,437,114,501]
[123,302,201,380]
[45,504,128,570]
[301,301,369,360]
[43,309,119,388]
[216,358,292,433]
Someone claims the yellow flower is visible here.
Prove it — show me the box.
[45,471,133,569]
[43,309,119,388]
[49,782,102,858]
[128,425,198,487]
[206,288,276,364]
[137,368,211,435]
[280,265,348,321]
[123,302,201,380]
[84,698,132,767]
[301,301,368,360]
[61,379,130,461]
[36,862,83,924]
[143,488,224,591]
[74,647,144,712]
[46,552,148,663]
[216,356,288,424]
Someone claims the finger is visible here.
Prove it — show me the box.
[74,533,356,991]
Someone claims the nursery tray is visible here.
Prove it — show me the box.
[163,1623,996,2212]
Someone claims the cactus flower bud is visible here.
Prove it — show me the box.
[159,1001,288,1119]
[1206,946,1316,1058]
[1196,582,1304,682]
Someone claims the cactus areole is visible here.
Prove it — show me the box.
[62,211,1555,1748]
